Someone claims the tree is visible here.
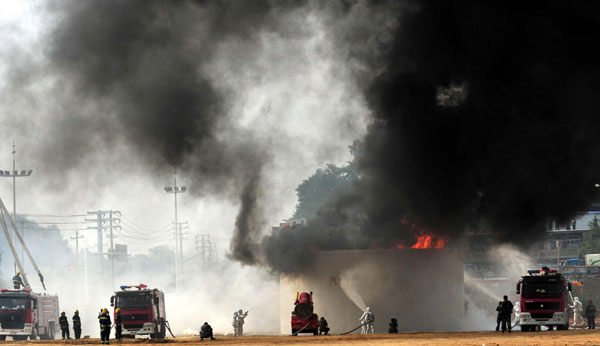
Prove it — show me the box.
[584,216,600,254]
[291,140,361,220]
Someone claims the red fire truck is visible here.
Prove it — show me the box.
[291,291,319,335]
[516,268,572,331]
[0,198,60,340]
[110,284,167,338]
[0,289,59,340]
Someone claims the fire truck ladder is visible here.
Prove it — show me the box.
[0,197,47,290]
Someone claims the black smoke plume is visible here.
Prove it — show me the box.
[38,0,303,264]
[263,0,600,273]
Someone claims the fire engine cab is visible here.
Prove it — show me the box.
[111,284,167,339]
[517,267,572,331]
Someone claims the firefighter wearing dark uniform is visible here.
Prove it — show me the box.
[586,300,597,329]
[73,310,82,339]
[319,317,330,335]
[501,295,513,333]
[200,322,215,341]
[99,308,112,344]
[115,308,122,340]
[495,301,503,331]
[12,272,23,289]
[59,311,70,339]
[388,318,398,333]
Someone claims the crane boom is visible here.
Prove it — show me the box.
[0,197,46,290]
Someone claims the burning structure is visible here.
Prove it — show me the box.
[280,248,464,334]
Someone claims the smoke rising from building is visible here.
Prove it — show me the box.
[262,0,600,273]
[4,0,598,279]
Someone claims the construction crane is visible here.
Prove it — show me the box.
[0,197,46,290]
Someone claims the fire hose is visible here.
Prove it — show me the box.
[165,320,176,338]
[339,322,370,335]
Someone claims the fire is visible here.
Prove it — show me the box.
[396,228,447,249]
[411,234,446,249]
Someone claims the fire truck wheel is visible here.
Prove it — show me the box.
[13,336,28,341]
[520,325,530,332]
[0,335,6,341]
[291,329,298,335]
[159,321,166,339]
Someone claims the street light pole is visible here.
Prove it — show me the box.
[164,171,186,291]
[0,141,33,273]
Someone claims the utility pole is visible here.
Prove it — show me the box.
[195,234,214,267]
[0,141,33,273]
[108,211,121,288]
[71,230,84,282]
[85,210,120,286]
[164,171,186,291]
[174,221,188,267]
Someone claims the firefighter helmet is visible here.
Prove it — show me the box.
[61,311,65,315]
[116,308,121,313]
[102,308,108,313]
[74,309,79,314]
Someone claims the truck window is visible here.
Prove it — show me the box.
[0,297,31,310]
[117,294,151,308]
[522,279,562,295]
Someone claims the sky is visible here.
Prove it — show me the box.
[0,0,373,259]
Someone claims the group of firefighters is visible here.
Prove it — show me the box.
[53,308,123,344]
[567,296,597,329]
[13,272,124,344]
[495,295,598,332]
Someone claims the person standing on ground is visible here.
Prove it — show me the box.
[501,295,513,333]
[114,308,122,341]
[586,299,597,329]
[495,301,503,331]
[98,308,112,344]
[72,310,82,339]
[59,311,70,339]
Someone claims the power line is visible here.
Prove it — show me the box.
[22,213,86,218]
[22,220,88,225]
[120,214,171,233]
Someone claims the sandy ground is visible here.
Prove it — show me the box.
[2,331,600,346]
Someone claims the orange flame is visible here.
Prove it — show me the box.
[396,232,447,249]
[411,234,446,249]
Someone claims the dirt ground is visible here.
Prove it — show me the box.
[2,331,600,346]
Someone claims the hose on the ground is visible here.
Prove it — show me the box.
[339,322,370,335]
[165,320,176,338]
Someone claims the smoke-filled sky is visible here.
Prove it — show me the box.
[2,0,600,276]
[0,1,386,260]
[263,0,600,273]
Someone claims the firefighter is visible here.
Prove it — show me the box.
[232,311,239,336]
[73,310,82,339]
[98,307,112,344]
[495,301,503,331]
[59,311,70,339]
[12,271,23,289]
[200,322,215,341]
[501,295,513,333]
[570,297,583,326]
[388,318,398,333]
[586,299,597,329]
[236,309,249,336]
[318,317,330,335]
[359,307,375,334]
[114,308,122,340]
